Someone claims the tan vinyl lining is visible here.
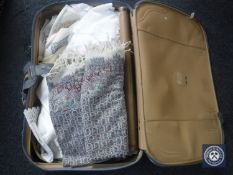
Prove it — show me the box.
[131,2,223,164]
[25,4,140,169]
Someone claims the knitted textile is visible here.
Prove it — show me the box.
[46,42,129,167]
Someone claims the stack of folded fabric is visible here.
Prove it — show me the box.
[23,3,129,167]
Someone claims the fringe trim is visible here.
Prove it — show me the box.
[47,40,130,78]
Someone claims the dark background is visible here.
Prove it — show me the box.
[0,0,232,174]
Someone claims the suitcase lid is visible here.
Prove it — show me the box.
[130,1,223,165]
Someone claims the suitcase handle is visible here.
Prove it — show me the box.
[21,62,53,106]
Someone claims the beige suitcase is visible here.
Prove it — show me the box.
[22,0,223,171]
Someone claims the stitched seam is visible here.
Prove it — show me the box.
[145,118,219,122]
[138,8,168,23]
[138,29,205,50]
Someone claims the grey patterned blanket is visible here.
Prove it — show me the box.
[46,42,128,167]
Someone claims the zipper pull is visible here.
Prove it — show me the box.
[190,12,195,19]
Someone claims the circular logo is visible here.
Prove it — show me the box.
[204,145,224,166]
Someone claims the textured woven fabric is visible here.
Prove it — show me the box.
[46,44,128,167]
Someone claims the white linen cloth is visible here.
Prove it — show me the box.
[65,3,120,55]
[36,77,63,160]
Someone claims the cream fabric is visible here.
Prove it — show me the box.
[36,78,62,160]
